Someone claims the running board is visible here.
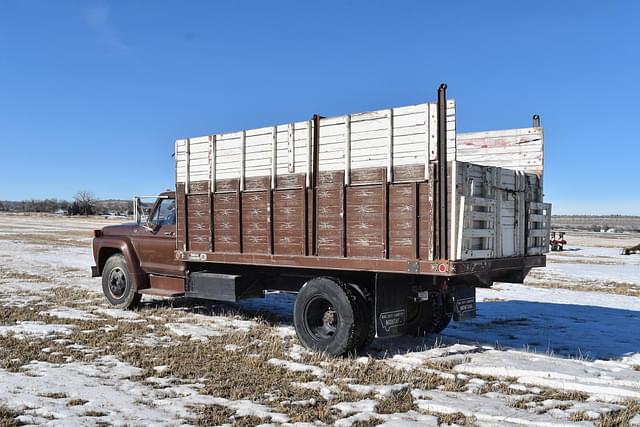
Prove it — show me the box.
[139,288,185,297]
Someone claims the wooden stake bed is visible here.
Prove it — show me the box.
[174,96,550,277]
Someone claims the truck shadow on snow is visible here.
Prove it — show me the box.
[140,294,640,360]
[444,300,640,360]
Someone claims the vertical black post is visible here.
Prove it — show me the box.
[311,114,321,256]
[532,114,541,128]
[436,83,448,260]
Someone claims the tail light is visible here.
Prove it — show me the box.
[93,230,102,238]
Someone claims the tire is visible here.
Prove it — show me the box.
[350,284,375,352]
[293,277,366,357]
[102,254,141,310]
[431,293,453,334]
[406,292,451,336]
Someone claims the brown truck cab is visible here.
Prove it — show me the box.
[92,192,185,308]
[92,85,551,356]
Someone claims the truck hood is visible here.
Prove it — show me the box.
[100,223,138,237]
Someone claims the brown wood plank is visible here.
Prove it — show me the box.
[213,192,240,252]
[418,181,433,260]
[346,184,385,258]
[389,183,417,259]
[215,178,239,193]
[242,191,269,254]
[188,180,209,194]
[393,164,425,182]
[316,171,344,257]
[273,189,305,255]
[245,176,270,191]
[350,167,386,185]
[176,183,187,251]
[276,173,305,189]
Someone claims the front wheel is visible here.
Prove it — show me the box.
[102,254,141,309]
[293,277,368,357]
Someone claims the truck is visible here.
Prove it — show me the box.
[91,85,551,356]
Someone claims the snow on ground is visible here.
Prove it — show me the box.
[0,356,220,426]
[0,321,74,338]
[1,215,640,425]
[532,245,640,287]
[455,349,640,402]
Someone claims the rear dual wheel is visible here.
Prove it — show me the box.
[293,277,373,357]
[406,292,453,336]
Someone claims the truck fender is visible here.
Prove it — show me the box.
[94,237,148,291]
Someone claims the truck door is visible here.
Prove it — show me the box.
[137,198,184,277]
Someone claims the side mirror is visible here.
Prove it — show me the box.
[133,197,144,225]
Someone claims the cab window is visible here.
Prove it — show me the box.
[151,199,176,226]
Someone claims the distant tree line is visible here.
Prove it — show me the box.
[0,191,132,216]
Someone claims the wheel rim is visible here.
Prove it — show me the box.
[107,267,127,299]
[304,296,338,341]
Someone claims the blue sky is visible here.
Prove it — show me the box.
[1,1,638,214]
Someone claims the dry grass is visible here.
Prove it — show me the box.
[0,405,21,427]
[0,266,53,283]
[82,410,108,417]
[376,388,415,414]
[508,388,588,412]
[434,411,476,426]
[0,260,625,426]
[596,399,640,427]
[525,275,640,298]
[352,419,383,426]
[38,392,68,399]
[66,399,88,407]
[569,411,593,422]
[0,233,91,248]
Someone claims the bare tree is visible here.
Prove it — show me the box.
[74,191,97,216]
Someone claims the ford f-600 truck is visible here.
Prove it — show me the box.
[92,85,550,356]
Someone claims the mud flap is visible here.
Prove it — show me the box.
[452,286,476,321]
[374,274,411,338]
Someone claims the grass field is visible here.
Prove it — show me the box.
[1,214,639,426]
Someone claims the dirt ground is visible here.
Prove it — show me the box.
[1,214,639,426]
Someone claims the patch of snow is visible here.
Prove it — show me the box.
[209,397,289,423]
[332,399,378,415]
[0,355,222,426]
[267,358,325,377]
[291,381,339,401]
[454,350,640,402]
[39,307,100,321]
[347,383,408,398]
[386,343,478,370]
[94,307,141,319]
[224,344,242,352]
[415,390,593,427]
[0,321,74,337]
[165,322,224,341]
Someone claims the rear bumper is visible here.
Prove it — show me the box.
[91,266,99,277]
[447,255,546,275]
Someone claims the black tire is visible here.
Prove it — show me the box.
[350,284,375,352]
[406,292,451,336]
[431,293,453,334]
[102,254,141,310]
[293,277,366,357]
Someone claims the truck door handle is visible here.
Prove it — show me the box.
[164,232,175,236]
